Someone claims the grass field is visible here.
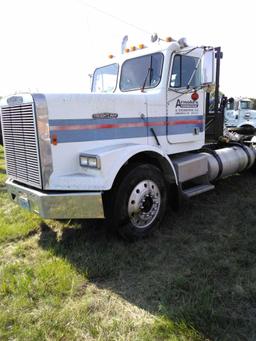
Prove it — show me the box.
[1,144,256,340]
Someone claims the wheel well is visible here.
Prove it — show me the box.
[240,124,254,128]
[112,151,176,189]
[103,152,179,219]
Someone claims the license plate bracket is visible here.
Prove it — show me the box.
[18,195,30,211]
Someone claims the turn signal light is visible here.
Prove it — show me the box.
[51,133,58,145]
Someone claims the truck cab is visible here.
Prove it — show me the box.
[90,41,215,152]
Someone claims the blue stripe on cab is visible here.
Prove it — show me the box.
[53,126,147,143]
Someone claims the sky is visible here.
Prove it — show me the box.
[0,0,255,98]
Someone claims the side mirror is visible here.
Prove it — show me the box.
[201,50,215,85]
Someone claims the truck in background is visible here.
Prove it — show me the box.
[225,97,256,129]
[1,36,256,240]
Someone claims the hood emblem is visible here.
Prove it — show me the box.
[7,96,23,106]
[92,113,118,119]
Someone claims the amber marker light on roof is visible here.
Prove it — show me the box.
[125,48,130,53]
[130,46,136,51]
[165,37,173,42]
[138,44,144,49]
[108,54,114,59]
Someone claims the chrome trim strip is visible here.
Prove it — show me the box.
[32,94,53,189]
[6,179,105,219]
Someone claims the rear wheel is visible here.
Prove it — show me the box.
[112,164,167,240]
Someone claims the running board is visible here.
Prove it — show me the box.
[182,184,215,198]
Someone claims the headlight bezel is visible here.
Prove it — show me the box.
[79,154,101,169]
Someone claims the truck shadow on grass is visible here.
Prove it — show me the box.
[39,171,256,341]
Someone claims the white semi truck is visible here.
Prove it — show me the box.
[1,37,256,240]
[225,97,256,129]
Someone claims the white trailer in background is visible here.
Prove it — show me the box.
[1,37,256,240]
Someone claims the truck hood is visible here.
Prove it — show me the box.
[42,92,147,120]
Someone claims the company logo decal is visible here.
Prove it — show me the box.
[175,99,199,114]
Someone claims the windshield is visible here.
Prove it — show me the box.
[120,53,163,91]
[240,101,251,110]
[92,63,118,93]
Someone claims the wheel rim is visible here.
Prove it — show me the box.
[128,179,161,228]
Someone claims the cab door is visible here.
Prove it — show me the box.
[167,48,205,143]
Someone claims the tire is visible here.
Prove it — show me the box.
[112,163,167,240]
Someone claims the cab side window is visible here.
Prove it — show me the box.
[170,55,200,88]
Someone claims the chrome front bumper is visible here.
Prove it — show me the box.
[6,179,105,219]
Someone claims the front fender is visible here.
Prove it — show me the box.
[83,143,178,190]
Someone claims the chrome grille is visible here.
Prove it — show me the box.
[1,103,42,188]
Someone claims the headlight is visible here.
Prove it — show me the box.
[79,154,101,169]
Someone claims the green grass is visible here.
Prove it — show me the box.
[1,144,256,340]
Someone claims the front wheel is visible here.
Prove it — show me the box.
[112,164,167,240]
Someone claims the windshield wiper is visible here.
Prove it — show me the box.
[141,56,153,92]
